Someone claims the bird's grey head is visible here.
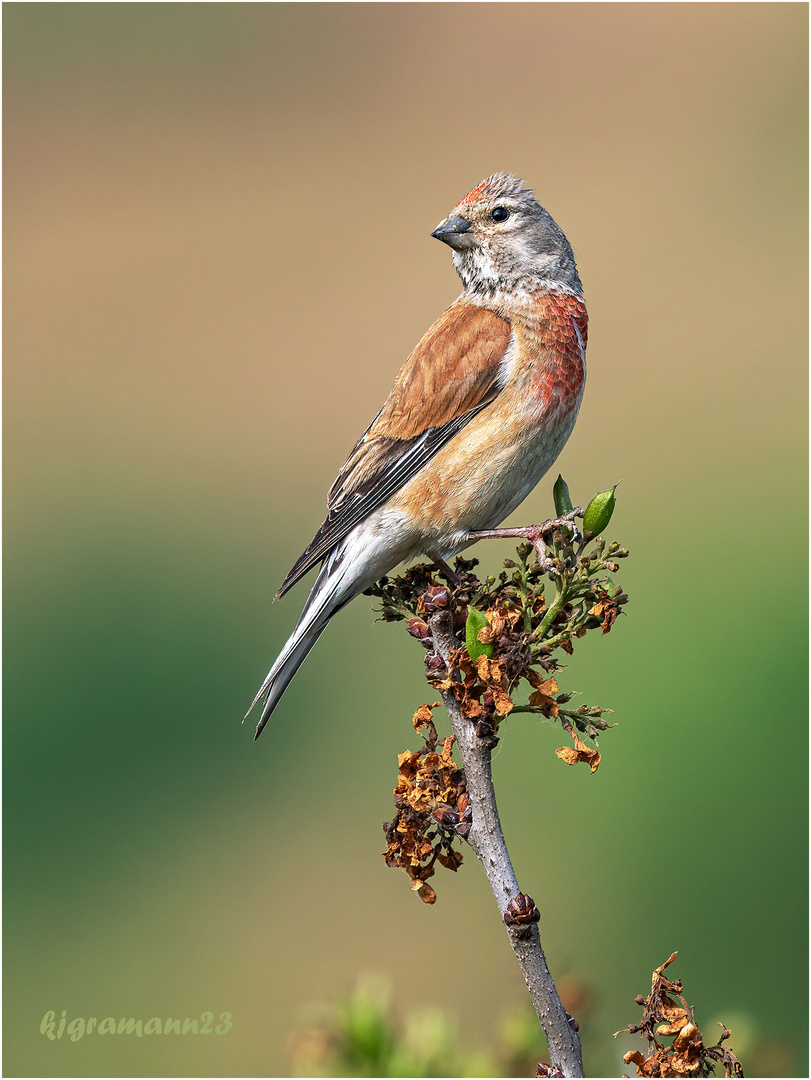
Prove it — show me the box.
[431,173,582,298]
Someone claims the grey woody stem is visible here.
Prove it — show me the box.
[429,609,585,1079]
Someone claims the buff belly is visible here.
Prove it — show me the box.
[380,389,583,560]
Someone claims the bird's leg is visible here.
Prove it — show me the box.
[430,556,462,587]
[465,526,556,572]
[465,511,582,573]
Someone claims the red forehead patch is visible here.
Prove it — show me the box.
[458,178,490,208]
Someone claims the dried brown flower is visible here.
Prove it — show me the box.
[588,587,623,634]
[616,953,744,1078]
[555,735,601,774]
[382,716,466,903]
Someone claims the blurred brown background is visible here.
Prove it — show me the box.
[4,3,807,1077]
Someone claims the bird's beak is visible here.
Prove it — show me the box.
[431,214,474,250]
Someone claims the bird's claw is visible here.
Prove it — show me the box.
[524,509,583,573]
[533,550,557,575]
[538,509,583,545]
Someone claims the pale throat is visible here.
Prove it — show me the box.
[453,247,581,301]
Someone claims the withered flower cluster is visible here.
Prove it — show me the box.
[382,703,468,905]
[368,520,630,902]
[617,953,744,1078]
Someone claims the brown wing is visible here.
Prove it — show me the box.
[276,300,512,597]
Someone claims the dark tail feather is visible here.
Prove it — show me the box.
[246,553,351,739]
[250,623,327,739]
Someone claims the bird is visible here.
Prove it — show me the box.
[247,172,587,739]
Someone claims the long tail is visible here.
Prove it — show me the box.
[246,552,354,740]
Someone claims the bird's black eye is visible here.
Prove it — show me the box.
[491,206,510,222]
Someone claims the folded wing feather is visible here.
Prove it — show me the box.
[276,301,513,598]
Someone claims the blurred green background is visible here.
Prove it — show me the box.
[4,3,807,1077]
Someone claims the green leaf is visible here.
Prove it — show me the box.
[553,474,573,517]
[465,607,493,662]
[583,485,618,537]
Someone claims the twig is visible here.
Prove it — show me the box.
[429,608,585,1078]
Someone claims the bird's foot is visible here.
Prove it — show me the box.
[539,509,583,547]
[465,510,583,572]
[430,557,462,587]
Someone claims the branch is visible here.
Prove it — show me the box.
[429,608,585,1079]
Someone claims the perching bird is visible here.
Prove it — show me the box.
[247,172,587,739]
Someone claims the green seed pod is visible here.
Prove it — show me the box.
[583,485,617,537]
[553,474,573,517]
[465,607,493,662]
